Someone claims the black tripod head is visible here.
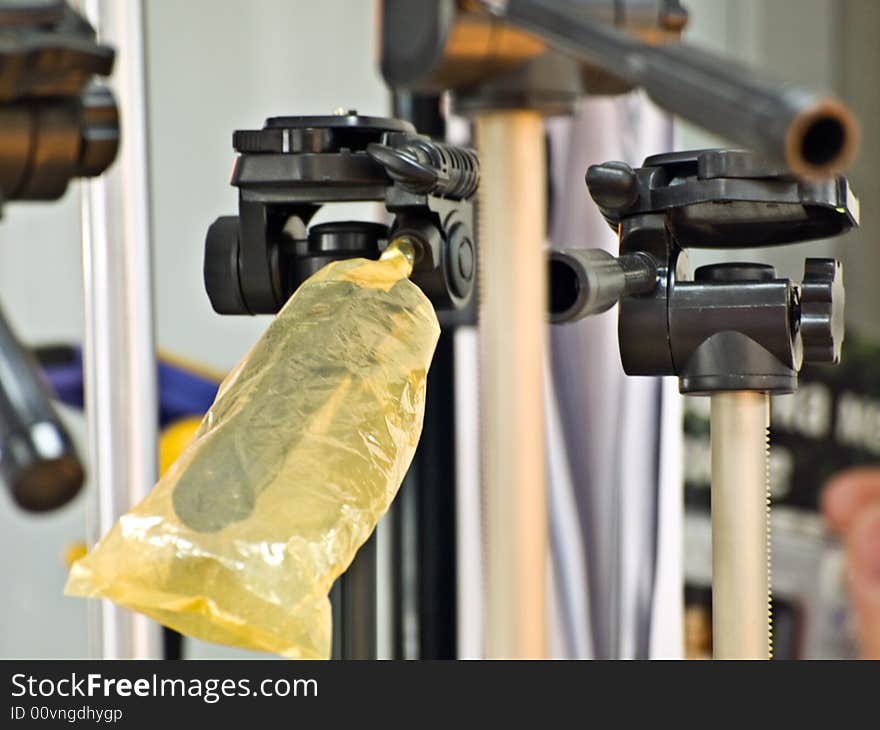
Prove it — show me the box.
[204,112,479,316]
[550,148,859,395]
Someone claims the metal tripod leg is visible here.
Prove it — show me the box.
[78,0,161,660]
[331,534,377,659]
[388,92,458,660]
[709,391,771,659]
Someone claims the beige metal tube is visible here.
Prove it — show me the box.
[710,391,772,660]
[474,111,548,658]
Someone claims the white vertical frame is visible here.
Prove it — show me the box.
[79,0,162,659]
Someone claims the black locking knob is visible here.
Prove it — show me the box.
[800,258,844,364]
[585,161,639,213]
[204,217,248,315]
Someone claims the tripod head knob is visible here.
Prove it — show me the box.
[800,258,845,365]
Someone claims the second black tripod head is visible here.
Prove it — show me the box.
[550,149,859,395]
[204,112,479,315]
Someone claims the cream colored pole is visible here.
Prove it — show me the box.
[710,391,772,660]
[474,111,548,658]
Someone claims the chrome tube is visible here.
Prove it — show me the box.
[78,0,161,659]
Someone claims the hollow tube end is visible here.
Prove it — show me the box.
[785,97,859,180]
[547,250,586,324]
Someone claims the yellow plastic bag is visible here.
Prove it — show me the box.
[65,244,439,658]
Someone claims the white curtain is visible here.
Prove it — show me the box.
[546,92,683,659]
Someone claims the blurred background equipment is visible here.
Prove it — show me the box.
[383,0,858,178]
[0,317,84,511]
[0,0,118,205]
[0,0,117,512]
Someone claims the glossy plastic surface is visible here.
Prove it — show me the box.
[66,244,439,658]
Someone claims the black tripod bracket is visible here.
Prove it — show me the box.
[204,112,479,315]
[550,149,858,395]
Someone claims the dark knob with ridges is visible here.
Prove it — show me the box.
[800,258,844,364]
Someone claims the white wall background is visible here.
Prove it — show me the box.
[146,0,389,371]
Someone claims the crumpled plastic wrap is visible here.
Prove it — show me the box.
[65,243,440,658]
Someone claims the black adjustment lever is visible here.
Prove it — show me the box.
[366,139,479,199]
